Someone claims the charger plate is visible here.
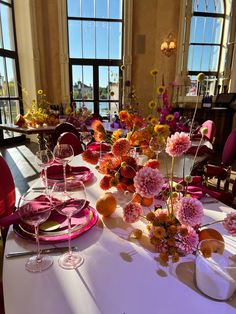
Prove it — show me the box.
[13,206,98,243]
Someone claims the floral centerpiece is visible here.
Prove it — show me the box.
[65,102,92,129]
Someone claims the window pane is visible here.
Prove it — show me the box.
[210,46,220,71]
[96,22,108,59]
[6,58,18,97]
[109,22,122,59]
[67,0,81,17]
[0,4,15,50]
[193,0,224,13]
[10,99,20,121]
[68,20,82,58]
[191,17,223,44]
[109,66,119,100]
[99,66,109,100]
[74,101,93,113]
[81,0,94,18]
[109,0,122,19]
[72,65,93,100]
[99,102,109,117]
[96,0,108,18]
[82,21,95,58]
[0,57,8,97]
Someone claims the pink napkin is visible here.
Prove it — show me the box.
[87,142,111,152]
[186,145,214,156]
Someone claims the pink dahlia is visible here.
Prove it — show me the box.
[112,138,131,157]
[144,159,160,169]
[123,202,143,223]
[175,226,199,255]
[166,132,191,157]
[175,197,203,227]
[223,212,236,236]
[134,167,164,198]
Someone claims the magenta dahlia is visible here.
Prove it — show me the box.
[133,167,164,198]
[175,225,199,255]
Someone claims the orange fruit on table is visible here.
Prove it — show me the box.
[142,196,154,207]
[198,228,225,254]
[96,192,117,217]
[131,193,142,204]
[198,228,224,242]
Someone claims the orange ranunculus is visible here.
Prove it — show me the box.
[119,110,129,122]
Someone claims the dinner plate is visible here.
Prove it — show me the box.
[13,206,98,243]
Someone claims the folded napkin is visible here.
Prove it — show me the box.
[186,145,214,156]
[87,142,111,152]
[45,164,91,181]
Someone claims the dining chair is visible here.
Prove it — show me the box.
[57,132,84,155]
[0,156,16,244]
[203,128,236,191]
[201,120,215,143]
[53,122,80,147]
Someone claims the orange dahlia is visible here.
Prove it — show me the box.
[82,149,99,165]
[112,138,130,157]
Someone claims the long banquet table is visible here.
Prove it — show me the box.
[3,154,236,314]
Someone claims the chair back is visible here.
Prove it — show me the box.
[57,132,84,155]
[202,120,215,143]
[222,128,236,166]
[0,156,15,219]
[53,122,79,146]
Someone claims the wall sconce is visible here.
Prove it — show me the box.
[160,33,177,57]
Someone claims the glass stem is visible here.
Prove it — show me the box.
[63,163,67,192]
[45,167,48,195]
[68,215,72,257]
[35,224,42,263]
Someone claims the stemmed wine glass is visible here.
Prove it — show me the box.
[35,149,54,194]
[149,136,164,160]
[51,180,87,269]
[17,190,53,272]
[53,144,74,192]
[80,131,92,150]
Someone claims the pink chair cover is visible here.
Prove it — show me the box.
[222,128,236,167]
[202,120,215,143]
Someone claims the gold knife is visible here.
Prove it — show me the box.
[5,246,78,258]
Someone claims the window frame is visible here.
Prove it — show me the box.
[66,1,124,116]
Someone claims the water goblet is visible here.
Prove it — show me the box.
[51,180,87,269]
[149,136,164,160]
[80,131,92,150]
[17,190,53,272]
[35,149,54,194]
[53,144,74,192]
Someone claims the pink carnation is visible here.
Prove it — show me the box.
[175,197,203,227]
[112,138,130,157]
[133,167,164,198]
[123,202,143,223]
[166,132,191,157]
[175,226,199,255]
[223,212,236,236]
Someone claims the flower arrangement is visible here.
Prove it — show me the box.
[65,102,92,129]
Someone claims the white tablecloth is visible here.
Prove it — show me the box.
[3,155,236,314]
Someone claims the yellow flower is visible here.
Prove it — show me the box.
[157,85,165,94]
[154,124,170,138]
[166,114,174,122]
[150,69,158,76]
[148,100,157,110]
[197,73,205,82]
[151,117,158,125]
[146,115,153,123]
[37,89,43,95]
[112,129,122,141]
[153,226,166,239]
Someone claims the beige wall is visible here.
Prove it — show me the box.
[132,0,180,114]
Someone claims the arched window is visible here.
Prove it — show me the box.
[177,0,234,98]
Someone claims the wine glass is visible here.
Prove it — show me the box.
[51,180,87,269]
[149,136,164,160]
[35,149,54,194]
[53,144,74,192]
[17,190,53,272]
[80,131,92,150]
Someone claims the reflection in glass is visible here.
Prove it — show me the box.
[0,4,15,50]
[109,22,122,59]
[68,20,82,58]
[10,100,20,122]
[99,102,109,117]
[83,21,95,58]
[96,21,108,59]
[0,57,7,96]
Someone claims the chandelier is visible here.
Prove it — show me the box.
[160,33,177,57]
